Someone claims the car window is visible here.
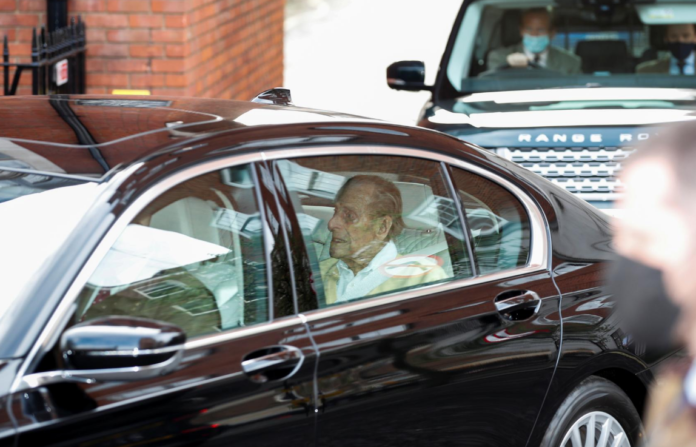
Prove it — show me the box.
[450,167,531,274]
[276,155,474,309]
[73,165,269,339]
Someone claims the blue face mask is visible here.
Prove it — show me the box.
[523,34,550,54]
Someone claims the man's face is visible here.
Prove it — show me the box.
[665,24,696,43]
[327,183,385,262]
[614,157,688,271]
[520,11,553,37]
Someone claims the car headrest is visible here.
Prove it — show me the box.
[395,181,439,230]
[501,10,522,47]
[575,40,630,74]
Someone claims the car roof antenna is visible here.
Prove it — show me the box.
[251,88,293,106]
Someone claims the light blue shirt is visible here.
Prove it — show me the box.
[335,241,398,303]
[670,51,695,75]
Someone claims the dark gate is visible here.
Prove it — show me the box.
[2,17,86,96]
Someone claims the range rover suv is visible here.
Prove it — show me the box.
[387,0,696,212]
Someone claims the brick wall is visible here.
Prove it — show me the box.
[0,0,285,98]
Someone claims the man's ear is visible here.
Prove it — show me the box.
[375,216,393,241]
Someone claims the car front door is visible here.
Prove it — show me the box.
[9,162,318,447]
[275,148,562,447]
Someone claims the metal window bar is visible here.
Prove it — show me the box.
[2,16,86,96]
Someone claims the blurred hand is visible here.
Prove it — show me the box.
[507,52,529,67]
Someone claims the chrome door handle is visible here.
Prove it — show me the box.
[242,345,304,383]
[494,290,541,318]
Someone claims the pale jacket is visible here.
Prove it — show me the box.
[320,254,448,306]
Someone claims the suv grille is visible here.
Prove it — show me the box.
[495,146,635,202]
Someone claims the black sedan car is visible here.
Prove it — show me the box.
[0,93,658,447]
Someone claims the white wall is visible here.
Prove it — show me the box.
[285,0,462,124]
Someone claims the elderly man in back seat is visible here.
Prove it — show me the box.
[320,175,447,305]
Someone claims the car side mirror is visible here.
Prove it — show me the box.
[17,317,186,392]
[386,61,430,92]
[61,316,186,370]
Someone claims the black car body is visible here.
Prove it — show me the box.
[0,94,665,446]
[388,0,696,213]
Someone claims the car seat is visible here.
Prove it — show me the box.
[575,40,632,74]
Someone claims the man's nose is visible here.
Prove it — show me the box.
[328,213,341,232]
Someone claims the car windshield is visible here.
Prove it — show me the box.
[447,0,696,97]
[0,174,101,323]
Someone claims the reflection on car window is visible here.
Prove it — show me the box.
[74,165,269,339]
[450,167,531,274]
[277,156,473,309]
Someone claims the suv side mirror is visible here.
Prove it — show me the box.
[386,61,430,92]
[17,317,186,392]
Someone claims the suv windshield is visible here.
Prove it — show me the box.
[447,0,696,96]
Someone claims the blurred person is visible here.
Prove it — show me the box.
[320,175,446,305]
[637,24,696,74]
[487,8,581,74]
[612,122,696,446]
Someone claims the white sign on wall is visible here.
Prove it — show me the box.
[55,59,68,86]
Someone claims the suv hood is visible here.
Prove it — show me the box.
[427,87,696,129]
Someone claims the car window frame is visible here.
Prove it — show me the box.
[12,145,549,393]
[261,147,549,321]
[447,162,534,275]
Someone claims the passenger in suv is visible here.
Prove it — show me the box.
[387,0,696,213]
[637,23,696,74]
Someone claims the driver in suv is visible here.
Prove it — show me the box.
[487,8,582,74]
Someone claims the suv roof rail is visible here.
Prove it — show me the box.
[251,88,293,106]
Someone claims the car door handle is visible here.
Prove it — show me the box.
[494,290,541,319]
[242,345,304,383]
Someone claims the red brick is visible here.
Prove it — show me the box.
[152,59,184,73]
[89,73,129,87]
[18,0,43,11]
[16,28,34,42]
[107,29,150,42]
[1,29,15,41]
[165,44,187,58]
[86,86,108,94]
[7,43,31,56]
[130,73,165,88]
[86,58,107,71]
[152,29,185,43]
[165,14,188,28]
[86,29,107,42]
[107,59,149,72]
[165,74,186,87]
[88,43,129,57]
[69,0,107,12]
[128,14,162,28]
[0,14,39,26]
[83,14,128,28]
[151,0,186,12]
[0,0,15,11]
[151,87,187,96]
[107,0,150,13]
[129,44,163,58]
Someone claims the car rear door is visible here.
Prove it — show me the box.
[274,147,562,447]
[9,161,318,447]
